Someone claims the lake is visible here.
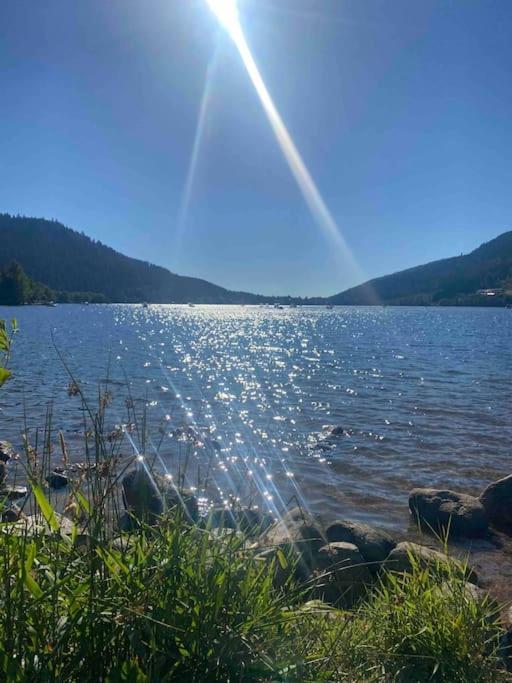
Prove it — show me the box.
[1,304,511,534]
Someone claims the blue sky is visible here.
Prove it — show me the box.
[0,0,511,296]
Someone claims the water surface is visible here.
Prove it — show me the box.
[1,304,510,534]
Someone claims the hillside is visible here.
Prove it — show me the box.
[1,213,511,306]
[0,214,264,304]
[329,231,512,306]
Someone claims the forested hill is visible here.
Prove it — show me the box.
[0,214,264,304]
[328,231,512,306]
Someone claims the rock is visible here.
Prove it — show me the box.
[311,542,372,607]
[409,487,488,537]
[260,507,325,579]
[325,519,395,568]
[384,541,447,573]
[118,510,139,532]
[479,474,512,531]
[328,425,344,437]
[0,462,6,486]
[255,547,292,588]
[121,468,198,524]
[0,485,28,501]
[383,541,478,584]
[0,441,16,462]
[1,512,74,536]
[206,507,273,536]
[46,472,69,489]
[2,506,22,522]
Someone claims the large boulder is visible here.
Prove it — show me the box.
[311,542,372,607]
[325,519,395,568]
[383,541,478,584]
[260,507,325,579]
[479,474,512,531]
[409,488,488,537]
[121,468,198,524]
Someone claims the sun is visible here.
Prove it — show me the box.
[205,0,240,34]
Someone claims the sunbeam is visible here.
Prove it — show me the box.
[206,0,365,283]
[175,51,219,253]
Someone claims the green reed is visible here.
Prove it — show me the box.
[0,373,508,681]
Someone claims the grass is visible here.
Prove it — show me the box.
[0,484,508,681]
[0,365,508,681]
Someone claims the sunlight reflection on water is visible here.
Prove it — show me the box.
[1,304,511,531]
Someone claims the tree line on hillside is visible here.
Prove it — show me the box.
[1,213,512,306]
[0,262,108,306]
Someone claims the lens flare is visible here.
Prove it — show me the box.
[206,0,240,34]
[205,0,367,284]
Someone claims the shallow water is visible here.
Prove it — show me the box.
[1,304,510,531]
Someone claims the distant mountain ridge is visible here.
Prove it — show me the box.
[0,213,511,306]
[329,231,512,306]
[0,214,266,304]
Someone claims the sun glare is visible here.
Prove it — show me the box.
[206,0,240,35]
[204,0,367,287]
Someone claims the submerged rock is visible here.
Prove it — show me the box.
[311,541,372,607]
[325,519,395,568]
[409,487,488,537]
[479,474,512,532]
[121,468,198,524]
[46,472,69,489]
[326,425,344,437]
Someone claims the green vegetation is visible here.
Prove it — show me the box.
[0,407,508,682]
[0,260,108,305]
[0,261,53,305]
[329,230,512,306]
[0,493,507,681]
[0,353,508,681]
[3,212,511,306]
[0,318,16,387]
[0,213,265,304]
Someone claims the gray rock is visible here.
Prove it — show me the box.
[2,506,22,523]
[479,474,512,531]
[409,487,488,537]
[206,507,273,536]
[325,519,395,568]
[260,507,325,579]
[121,467,198,524]
[0,485,28,501]
[328,425,344,437]
[1,512,74,537]
[0,441,16,463]
[383,541,478,584]
[46,472,69,489]
[311,542,372,607]
[383,541,448,574]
